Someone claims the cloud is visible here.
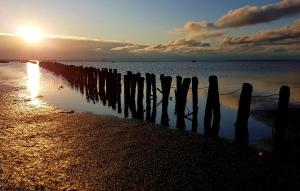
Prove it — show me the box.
[186,31,224,41]
[168,39,210,47]
[0,33,214,61]
[183,21,209,32]
[222,19,300,46]
[176,0,300,32]
[172,22,213,33]
[132,44,168,53]
[0,33,138,60]
[95,47,102,52]
[215,0,300,28]
[111,45,146,51]
[131,38,211,54]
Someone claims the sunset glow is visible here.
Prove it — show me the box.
[26,61,40,98]
[17,26,44,43]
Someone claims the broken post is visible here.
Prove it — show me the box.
[235,83,253,146]
[273,86,290,157]
[192,77,198,132]
[137,76,145,119]
[176,78,191,129]
[160,75,172,126]
[204,76,221,137]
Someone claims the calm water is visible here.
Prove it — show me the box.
[1,61,300,148]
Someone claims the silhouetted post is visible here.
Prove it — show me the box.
[235,83,253,146]
[176,78,191,129]
[273,86,290,157]
[107,69,113,106]
[127,71,132,77]
[85,67,89,101]
[136,72,141,79]
[124,74,130,118]
[112,69,119,109]
[111,69,118,110]
[160,75,172,126]
[204,76,221,136]
[175,76,182,114]
[192,77,198,132]
[93,68,99,102]
[130,73,137,118]
[146,73,151,121]
[99,69,105,103]
[151,74,157,123]
[137,77,144,119]
[103,68,108,105]
[117,73,122,113]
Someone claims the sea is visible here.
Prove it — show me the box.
[1,60,300,149]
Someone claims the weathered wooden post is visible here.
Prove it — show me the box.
[130,73,137,118]
[83,67,88,100]
[175,76,182,114]
[273,86,290,156]
[107,69,113,106]
[192,77,198,132]
[117,73,122,113]
[79,66,84,95]
[86,67,92,102]
[93,68,99,103]
[146,73,151,121]
[235,83,253,146]
[137,76,144,119]
[124,74,130,118]
[176,78,191,129]
[103,68,108,105]
[160,75,172,126]
[204,76,221,136]
[151,74,157,123]
[98,69,105,103]
[111,69,118,110]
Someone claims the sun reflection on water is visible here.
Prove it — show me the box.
[26,61,41,104]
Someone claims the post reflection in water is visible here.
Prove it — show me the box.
[26,61,40,99]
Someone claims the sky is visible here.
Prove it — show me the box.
[0,0,300,61]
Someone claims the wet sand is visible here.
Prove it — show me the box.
[0,76,300,190]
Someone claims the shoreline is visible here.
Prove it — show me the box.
[1,70,300,190]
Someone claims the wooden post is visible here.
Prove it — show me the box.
[107,69,112,106]
[99,69,105,103]
[204,76,221,136]
[124,74,130,118]
[93,68,99,103]
[176,78,191,129]
[111,70,118,110]
[160,75,172,126]
[79,66,84,95]
[130,73,137,118]
[192,77,198,132]
[146,73,151,121]
[273,86,290,156]
[235,83,253,146]
[175,76,182,114]
[117,73,122,113]
[151,74,157,123]
[103,68,108,105]
[137,77,144,119]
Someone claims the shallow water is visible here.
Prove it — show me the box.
[1,61,300,148]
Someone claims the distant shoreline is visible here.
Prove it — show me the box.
[1,59,300,63]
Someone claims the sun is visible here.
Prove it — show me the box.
[17,26,44,43]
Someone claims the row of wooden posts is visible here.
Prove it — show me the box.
[39,61,290,155]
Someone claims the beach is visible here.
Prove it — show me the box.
[1,64,300,190]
